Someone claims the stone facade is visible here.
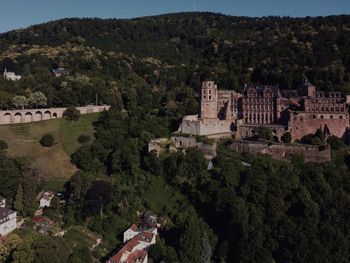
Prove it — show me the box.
[178,80,350,142]
[227,140,331,163]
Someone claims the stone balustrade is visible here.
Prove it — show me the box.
[0,105,110,125]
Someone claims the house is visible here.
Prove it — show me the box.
[106,231,156,263]
[52,68,67,77]
[0,198,16,236]
[39,191,54,208]
[107,212,159,263]
[3,68,21,81]
[123,224,157,243]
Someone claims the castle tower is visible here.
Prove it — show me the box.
[200,81,218,119]
[305,80,316,98]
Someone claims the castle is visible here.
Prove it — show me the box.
[178,81,350,141]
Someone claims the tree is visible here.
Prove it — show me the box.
[0,140,8,150]
[200,231,212,263]
[77,134,91,144]
[0,233,22,262]
[11,96,28,110]
[63,107,81,121]
[180,217,202,263]
[40,133,55,147]
[14,184,24,213]
[22,172,39,216]
[281,132,292,143]
[28,91,47,108]
[68,245,92,263]
[257,126,273,141]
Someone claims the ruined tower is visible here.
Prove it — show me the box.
[200,81,218,119]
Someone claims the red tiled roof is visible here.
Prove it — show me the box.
[126,249,147,263]
[129,224,138,232]
[106,232,154,263]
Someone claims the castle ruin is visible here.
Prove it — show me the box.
[178,81,350,141]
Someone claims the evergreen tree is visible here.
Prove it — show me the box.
[200,231,212,263]
[14,184,24,213]
[180,216,202,263]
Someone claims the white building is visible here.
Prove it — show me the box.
[3,68,21,81]
[39,191,54,208]
[123,224,157,243]
[0,197,16,236]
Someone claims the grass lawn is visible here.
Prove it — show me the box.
[0,113,100,183]
[59,112,99,155]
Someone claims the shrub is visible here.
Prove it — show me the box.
[77,134,91,144]
[40,133,55,147]
[281,132,292,143]
[327,136,345,150]
[257,126,273,141]
[63,107,81,121]
[0,140,8,150]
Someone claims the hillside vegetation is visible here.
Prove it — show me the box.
[1,13,350,110]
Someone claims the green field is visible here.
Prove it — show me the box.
[0,113,100,188]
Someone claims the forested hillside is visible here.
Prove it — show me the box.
[1,13,350,111]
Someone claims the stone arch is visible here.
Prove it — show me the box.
[13,112,22,123]
[2,113,11,124]
[43,111,51,120]
[24,112,33,123]
[35,111,43,121]
[52,112,57,118]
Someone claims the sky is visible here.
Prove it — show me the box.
[0,0,350,33]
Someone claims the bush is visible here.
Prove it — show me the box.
[327,136,345,150]
[281,132,292,143]
[40,133,55,147]
[257,126,273,141]
[77,134,91,144]
[0,140,8,150]
[63,107,81,121]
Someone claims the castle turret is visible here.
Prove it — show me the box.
[200,81,218,119]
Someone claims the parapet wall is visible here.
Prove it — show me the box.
[227,140,331,163]
[148,136,217,159]
[0,105,110,125]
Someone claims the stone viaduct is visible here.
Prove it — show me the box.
[0,105,110,125]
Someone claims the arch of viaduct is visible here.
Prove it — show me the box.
[0,105,110,125]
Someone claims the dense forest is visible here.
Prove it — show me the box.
[0,12,350,262]
[1,13,350,110]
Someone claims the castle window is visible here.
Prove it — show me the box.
[313,115,316,119]
[321,107,324,111]
[209,90,212,94]
[321,115,324,119]
[330,115,334,119]
[331,107,333,111]
[209,96,212,100]
[340,115,343,119]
